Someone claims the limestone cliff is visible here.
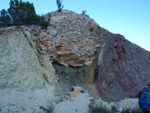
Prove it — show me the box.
[0,26,55,90]
[0,26,56,113]
[0,10,149,113]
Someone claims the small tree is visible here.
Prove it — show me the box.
[0,0,49,28]
[8,0,37,25]
[56,0,64,12]
[0,9,11,26]
[40,16,49,29]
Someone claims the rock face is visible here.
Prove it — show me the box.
[25,10,103,98]
[0,27,56,113]
[95,32,150,101]
[0,26,55,91]
[0,10,150,112]
[37,10,101,67]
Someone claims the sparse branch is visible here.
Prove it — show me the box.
[82,10,87,15]
[81,10,89,18]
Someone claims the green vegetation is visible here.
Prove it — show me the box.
[89,104,108,113]
[89,105,118,113]
[111,105,118,113]
[89,100,143,113]
[40,15,49,29]
[121,108,143,113]
[0,0,49,28]
[89,100,118,113]
[0,9,11,26]
[40,106,53,113]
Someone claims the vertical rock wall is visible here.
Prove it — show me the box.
[0,27,56,113]
[0,27,55,91]
[95,32,150,101]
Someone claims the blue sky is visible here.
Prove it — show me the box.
[1,0,150,51]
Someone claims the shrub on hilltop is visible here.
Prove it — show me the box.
[0,0,49,28]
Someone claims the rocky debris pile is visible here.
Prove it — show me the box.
[89,98,142,113]
[53,92,91,113]
[52,87,141,113]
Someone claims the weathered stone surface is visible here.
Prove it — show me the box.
[0,86,55,113]
[70,86,84,97]
[0,9,150,112]
[0,26,55,91]
[89,98,141,113]
[71,90,81,97]
[0,26,56,113]
[29,10,150,102]
[53,93,92,113]
[95,32,150,101]
[51,47,100,99]
[53,92,141,113]
[33,10,101,67]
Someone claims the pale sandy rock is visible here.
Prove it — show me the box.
[53,93,92,113]
[53,92,141,113]
[70,86,85,97]
[116,98,140,111]
[0,85,55,113]
[71,90,81,97]
[0,26,55,91]
[72,86,84,92]
[0,26,56,113]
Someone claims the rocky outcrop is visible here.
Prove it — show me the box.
[40,10,150,102]
[0,9,150,112]
[22,10,104,98]
[36,10,101,67]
